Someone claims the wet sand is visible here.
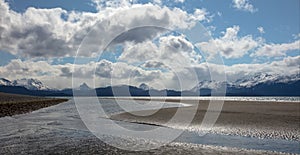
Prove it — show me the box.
[0,92,68,117]
[1,135,289,155]
[111,98,300,141]
[0,98,297,155]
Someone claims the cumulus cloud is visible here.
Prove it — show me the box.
[159,35,201,65]
[95,60,113,78]
[152,0,162,5]
[0,59,58,77]
[0,57,195,90]
[281,56,300,67]
[232,0,257,13]
[118,41,159,64]
[257,26,265,34]
[151,0,185,6]
[0,0,213,90]
[251,40,300,57]
[110,62,163,82]
[0,0,210,58]
[174,0,185,3]
[60,67,73,77]
[230,56,300,78]
[1,54,299,90]
[0,59,66,88]
[197,25,259,59]
[293,33,300,39]
[110,26,166,46]
[0,0,98,58]
[118,34,201,70]
[91,0,136,10]
[196,55,300,82]
[141,61,167,69]
[197,25,298,59]
[160,35,193,53]
[1,0,297,91]
[192,8,211,22]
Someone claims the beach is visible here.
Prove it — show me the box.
[0,92,68,117]
[111,98,300,141]
[0,97,299,154]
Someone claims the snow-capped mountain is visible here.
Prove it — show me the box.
[0,78,51,90]
[139,83,149,90]
[276,74,300,83]
[190,73,299,96]
[12,78,51,90]
[191,80,229,92]
[192,73,299,91]
[0,73,299,96]
[235,73,300,88]
[0,78,12,86]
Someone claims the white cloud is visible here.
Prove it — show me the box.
[192,8,211,22]
[232,0,257,13]
[196,56,300,82]
[251,40,300,57]
[257,26,265,34]
[151,0,185,5]
[197,25,298,59]
[293,33,300,39]
[152,0,162,5]
[91,0,135,10]
[280,56,300,67]
[115,33,203,90]
[118,34,201,69]
[0,58,164,88]
[118,41,159,64]
[158,35,201,65]
[197,25,259,59]
[0,0,99,58]
[1,0,297,91]
[141,61,167,69]
[0,59,66,89]
[0,0,210,58]
[0,0,214,90]
[174,0,185,3]
[1,55,299,90]
[198,25,298,59]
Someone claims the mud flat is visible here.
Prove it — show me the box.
[0,92,68,117]
[0,127,290,155]
[111,98,300,141]
[0,98,297,154]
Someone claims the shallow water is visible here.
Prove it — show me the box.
[0,98,299,154]
[125,96,300,102]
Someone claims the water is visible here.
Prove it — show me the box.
[0,98,299,154]
[126,96,300,102]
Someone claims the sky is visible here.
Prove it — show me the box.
[0,0,299,90]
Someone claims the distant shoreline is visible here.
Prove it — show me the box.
[100,96,300,103]
[0,92,69,117]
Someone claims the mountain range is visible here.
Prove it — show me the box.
[0,73,299,96]
[0,78,51,90]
